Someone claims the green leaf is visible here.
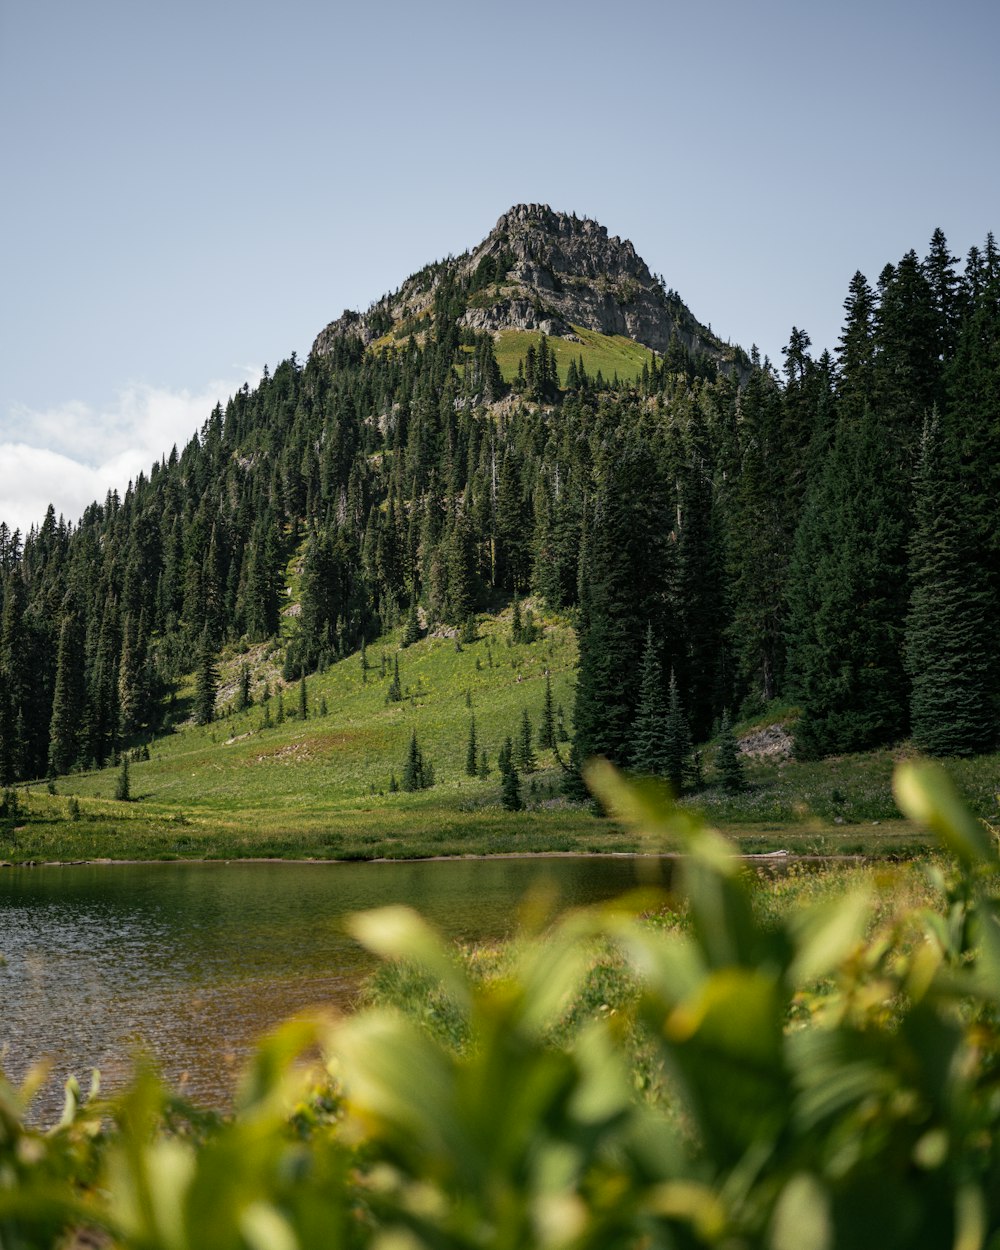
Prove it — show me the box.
[893,761,995,867]
[769,1173,831,1250]
[347,905,471,1008]
[788,890,872,986]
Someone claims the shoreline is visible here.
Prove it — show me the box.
[0,848,873,869]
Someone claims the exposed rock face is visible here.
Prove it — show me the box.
[738,723,794,760]
[311,203,733,367]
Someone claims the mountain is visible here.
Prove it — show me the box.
[312,203,742,376]
[1,214,997,808]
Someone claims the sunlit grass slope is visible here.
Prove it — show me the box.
[492,325,654,386]
[10,599,997,863]
[17,606,627,861]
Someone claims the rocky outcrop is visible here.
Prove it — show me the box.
[311,203,738,369]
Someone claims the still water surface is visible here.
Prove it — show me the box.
[1,856,667,1116]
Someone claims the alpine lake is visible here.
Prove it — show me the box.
[1,855,678,1119]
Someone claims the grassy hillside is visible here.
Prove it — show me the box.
[493,324,654,386]
[10,605,618,862]
[5,603,998,865]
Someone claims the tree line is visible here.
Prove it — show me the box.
[0,225,996,786]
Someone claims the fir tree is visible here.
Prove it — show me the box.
[118,614,143,739]
[538,672,556,751]
[786,407,909,758]
[387,655,402,702]
[663,671,692,795]
[715,710,745,793]
[115,755,131,802]
[510,595,523,644]
[501,762,523,811]
[905,412,995,755]
[630,626,670,775]
[298,674,308,720]
[401,731,432,791]
[498,734,514,777]
[465,715,478,777]
[401,600,421,647]
[48,613,83,776]
[235,662,251,713]
[516,708,536,773]
[193,632,219,726]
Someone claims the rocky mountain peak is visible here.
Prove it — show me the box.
[311,204,733,368]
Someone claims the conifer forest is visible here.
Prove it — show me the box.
[1,220,998,790]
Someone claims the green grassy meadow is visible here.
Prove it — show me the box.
[493,324,654,386]
[4,600,998,864]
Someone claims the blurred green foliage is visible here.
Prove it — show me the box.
[4,760,1000,1248]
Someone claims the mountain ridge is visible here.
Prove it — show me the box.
[311,204,742,373]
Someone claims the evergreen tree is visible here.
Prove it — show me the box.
[118,613,143,740]
[401,599,421,647]
[115,755,131,802]
[510,595,523,644]
[572,443,669,769]
[444,511,475,624]
[387,655,402,702]
[465,714,478,777]
[298,673,308,720]
[676,408,728,739]
[905,412,995,755]
[401,731,432,791]
[194,632,219,726]
[498,734,514,777]
[663,671,692,795]
[501,761,523,811]
[235,662,252,713]
[516,708,536,773]
[630,626,670,775]
[538,672,556,751]
[715,709,745,793]
[48,613,84,776]
[786,407,909,758]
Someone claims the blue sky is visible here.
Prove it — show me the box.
[2,0,998,534]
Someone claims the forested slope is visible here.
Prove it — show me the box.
[1,213,997,795]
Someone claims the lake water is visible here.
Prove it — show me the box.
[0,856,671,1118]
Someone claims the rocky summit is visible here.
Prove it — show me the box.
[311,204,730,366]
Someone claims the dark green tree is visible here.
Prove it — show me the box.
[905,412,995,755]
[235,662,252,713]
[572,443,669,770]
[465,715,478,777]
[630,626,670,775]
[663,671,692,795]
[401,731,432,791]
[715,709,745,793]
[48,613,84,776]
[538,672,556,751]
[501,762,522,811]
[786,407,909,758]
[115,755,131,802]
[401,600,421,647]
[516,708,536,774]
[194,632,219,726]
[387,656,402,703]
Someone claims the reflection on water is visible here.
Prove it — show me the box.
[0,856,668,1117]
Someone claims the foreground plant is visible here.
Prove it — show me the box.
[2,760,999,1248]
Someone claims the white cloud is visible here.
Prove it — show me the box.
[0,371,260,537]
